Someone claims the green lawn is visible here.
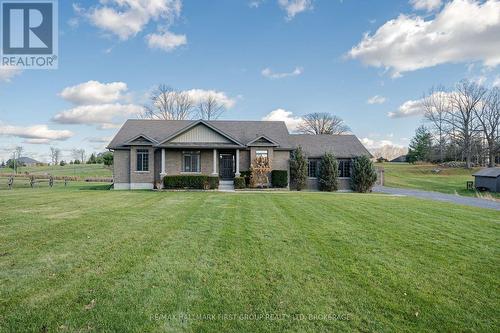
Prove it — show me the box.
[0,164,112,179]
[0,185,498,332]
[382,162,500,199]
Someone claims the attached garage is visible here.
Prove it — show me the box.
[473,168,500,193]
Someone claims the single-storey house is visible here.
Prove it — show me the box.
[6,156,40,167]
[472,167,500,192]
[107,119,371,190]
[390,155,407,163]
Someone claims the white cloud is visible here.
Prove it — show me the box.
[493,76,500,87]
[410,0,442,11]
[389,91,453,118]
[59,81,128,105]
[349,0,500,77]
[262,108,303,132]
[146,31,187,52]
[0,124,73,141]
[0,66,22,82]
[367,95,387,104]
[388,99,423,118]
[278,0,313,20]
[261,67,303,79]
[52,104,144,128]
[249,0,265,8]
[87,136,113,143]
[184,89,236,109]
[24,139,51,145]
[361,138,405,149]
[85,0,182,40]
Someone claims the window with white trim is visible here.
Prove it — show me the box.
[256,150,268,159]
[338,160,352,178]
[307,159,319,178]
[136,149,149,171]
[183,151,201,172]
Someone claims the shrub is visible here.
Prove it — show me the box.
[164,175,215,189]
[290,146,307,191]
[351,156,377,193]
[271,170,288,188]
[59,160,67,166]
[234,177,246,189]
[250,157,271,188]
[240,171,251,187]
[102,152,113,166]
[208,176,219,190]
[318,153,339,192]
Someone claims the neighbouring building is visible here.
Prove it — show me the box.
[107,119,371,190]
[6,156,40,167]
[473,167,500,193]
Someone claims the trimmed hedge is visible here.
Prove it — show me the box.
[234,177,246,189]
[163,175,219,190]
[271,170,288,188]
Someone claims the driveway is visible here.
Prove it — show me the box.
[373,186,500,211]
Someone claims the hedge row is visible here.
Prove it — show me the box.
[271,170,288,188]
[163,175,219,190]
[234,177,246,189]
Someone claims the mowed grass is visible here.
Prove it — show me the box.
[0,185,498,332]
[0,164,112,178]
[382,162,500,199]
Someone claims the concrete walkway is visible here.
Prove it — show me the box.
[373,186,500,211]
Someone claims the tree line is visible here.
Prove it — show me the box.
[141,84,351,135]
[408,80,499,167]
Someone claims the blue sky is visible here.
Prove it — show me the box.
[1,0,499,162]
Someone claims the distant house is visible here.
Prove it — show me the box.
[6,156,40,167]
[472,168,500,193]
[390,155,407,163]
[107,119,372,190]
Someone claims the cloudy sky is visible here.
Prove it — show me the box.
[1,0,500,162]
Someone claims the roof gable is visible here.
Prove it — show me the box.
[247,135,279,147]
[124,134,158,146]
[159,121,244,146]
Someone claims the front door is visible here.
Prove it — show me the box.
[219,154,235,180]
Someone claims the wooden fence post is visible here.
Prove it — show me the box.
[49,176,54,188]
[30,176,35,188]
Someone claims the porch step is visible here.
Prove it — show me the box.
[219,180,235,192]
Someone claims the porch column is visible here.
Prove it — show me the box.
[161,149,166,175]
[235,149,240,177]
[160,149,166,189]
[212,149,218,176]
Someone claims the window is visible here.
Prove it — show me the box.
[256,150,268,159]
[183,151,201,172]
[338,160,352,178]
[308,159,318,178]
[136,149,149,172]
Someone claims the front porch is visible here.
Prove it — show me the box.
[157,148,244,183]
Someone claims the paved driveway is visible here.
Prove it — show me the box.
[373,186,500,211]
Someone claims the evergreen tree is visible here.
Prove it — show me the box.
[351,156,378,193]
[318,153,339,191]
[290,146,307,191]
[102,152,113,166]
[407,125,432,163]
[87,153,97,164]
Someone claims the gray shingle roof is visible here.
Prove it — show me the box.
[287,134,372,158]
[107,120,292,149]
[107,120,371,159]
[473,167,500,178]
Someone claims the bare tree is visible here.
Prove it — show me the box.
[297,113,350,135]
[421,86,450,162]
[72,149,86,163]
[141,84,194,120]
[198,93,225,120]
[475,87,500,167]
[50,147,61,166]
[444,80,486,168]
